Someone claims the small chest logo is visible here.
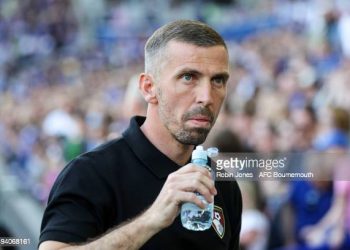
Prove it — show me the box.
[212,205,225,239]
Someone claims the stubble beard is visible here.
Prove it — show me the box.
[172,126,209,145]
[157,89,215,146]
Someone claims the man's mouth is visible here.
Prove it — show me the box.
[183,107,215,129]
[187,115,212,127]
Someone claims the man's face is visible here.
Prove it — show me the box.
[153,41,229,145]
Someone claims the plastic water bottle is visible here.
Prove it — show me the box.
[181,145,214,231]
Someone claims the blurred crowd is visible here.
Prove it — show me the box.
[1,0,350,249]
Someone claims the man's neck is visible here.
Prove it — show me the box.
[140,117,194,166]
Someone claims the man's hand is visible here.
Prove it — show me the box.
[145,163,217,231]
[39,163,216,250]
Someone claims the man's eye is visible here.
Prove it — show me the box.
[182,73,193,82]
[212,77,225,87]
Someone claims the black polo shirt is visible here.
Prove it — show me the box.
[40,116,242,249]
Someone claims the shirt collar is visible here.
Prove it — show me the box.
[122,116,183,179]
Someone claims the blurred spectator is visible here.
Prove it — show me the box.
[279,136,349,250]
[282,180,334,250]
[338,11,350,58]
[313,106,350,151]
[287,105,317,151]
[239,181,269,250]
[211,128,247,153]
[299,154,350,250]
[122,74,147,120]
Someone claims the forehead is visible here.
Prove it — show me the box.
[162,41,229,73]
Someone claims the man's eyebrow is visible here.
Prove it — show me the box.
[175,68,202,76]
[175,68,229,79]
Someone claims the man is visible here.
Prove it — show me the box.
[39,20,242,250]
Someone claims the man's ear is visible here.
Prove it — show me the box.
[139,73,158,104]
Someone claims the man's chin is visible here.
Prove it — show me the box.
[174,128,209,145]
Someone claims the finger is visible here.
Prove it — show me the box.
[167,171,217,196]
[189,171,217,196]
[175,191,207,209]
[176,163,212,178]
[172,164,215,189]
[174,178,214,203]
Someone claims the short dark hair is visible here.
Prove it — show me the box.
[144,20,227,75]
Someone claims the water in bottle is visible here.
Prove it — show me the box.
[181,146,214,231]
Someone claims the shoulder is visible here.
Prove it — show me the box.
[62,137,129,174]
[84,136,131,165]
[41,137,134,245]
[50,137,131,196]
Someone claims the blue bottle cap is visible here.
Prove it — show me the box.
[192,145,208,160]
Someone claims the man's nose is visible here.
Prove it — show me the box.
[196,81,213,106]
